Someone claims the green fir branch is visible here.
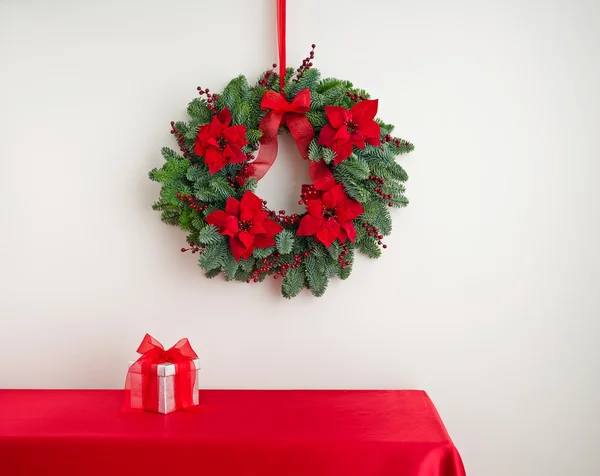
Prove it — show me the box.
[187,98,213,124]
[253,246,275,259]
[275,229,295,255]
[204,268,222,279]
[282,267,305,299]
[304,254,328,297]
[197,225,223,245]
[198,240,228,271]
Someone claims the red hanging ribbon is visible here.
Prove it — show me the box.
[277,0,286,93]
[251,0,315,181]
[124,334,198,412]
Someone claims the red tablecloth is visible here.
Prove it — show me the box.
[0,389,465,476]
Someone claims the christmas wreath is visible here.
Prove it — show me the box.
[149,4,414,298]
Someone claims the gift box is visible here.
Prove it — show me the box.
[125,334,201,414]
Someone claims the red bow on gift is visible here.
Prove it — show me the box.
[251,89,315,181]
[135,333,198,365]
[124,334,199,412]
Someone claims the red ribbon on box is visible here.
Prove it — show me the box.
[124,334,198,412]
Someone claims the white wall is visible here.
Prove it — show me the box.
[1,0,599,474]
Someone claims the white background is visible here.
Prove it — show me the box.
[1,1,599,475]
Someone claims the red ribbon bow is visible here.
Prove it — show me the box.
[125,334,199,412]
[251,89,315,181]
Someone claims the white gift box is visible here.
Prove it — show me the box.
[127,359,201,414]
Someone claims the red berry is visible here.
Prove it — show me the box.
[388,203,393,207]
[345,261,350,266]
[311,43,316,48]
[180,248,186,252]
[383,244,388,249]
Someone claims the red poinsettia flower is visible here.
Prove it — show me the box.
[205,191,282,261]
[194,108,249,174]
[298,164,364,247]
[318,99,381,164]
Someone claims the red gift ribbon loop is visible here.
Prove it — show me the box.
[251,0,315,181]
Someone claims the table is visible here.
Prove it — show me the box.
[0,389,465,476]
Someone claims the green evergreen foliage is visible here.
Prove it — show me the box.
[322,148,335,164]
[306,110,327,129]
[198,240,228,271]
[187,98,213,124]
[149,64,413,298]
[334,156,370,181]
[354,227,382,259]
[216,75,251,113]
[222,253,240,281]
[204,268,222,279]
[253,247,275,259]
[304,254,328,297]
[275,229,295,255]
[196,225,222,245]
[282,266,304,299]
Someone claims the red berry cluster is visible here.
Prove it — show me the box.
[298,184,319,205]
[245,145,259,161]
[196,86,219,113]
[225,175,238,189]
[258,64,278,88]
[337,244,351,270]
[345,91,367,102]
[246,248,316,283]
[176,192,208,212]
[181,242,203,254]
[382,134,411,149]
[294,44,316,82]
[170,121,190,157]
[232,163,255,187]
[362,222,387,249]
[257,200,302,227]
[268,209,301,226]
[368,174,393,206]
